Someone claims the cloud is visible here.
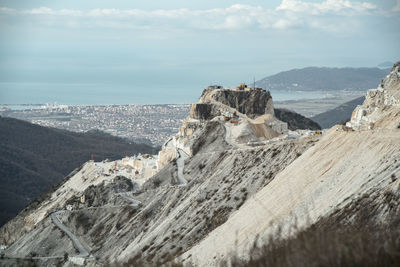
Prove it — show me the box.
[0,1,384,32]
[277,0,376,15]
[21,7,82,16]
[394,0,400,12]
[0,7,16,15]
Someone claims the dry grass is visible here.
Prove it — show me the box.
[115,205,400,267]
[225,214,400,267]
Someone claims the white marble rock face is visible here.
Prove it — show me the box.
[347,63,400,130]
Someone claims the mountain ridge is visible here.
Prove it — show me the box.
[256,66,390,92]
[1,63,399,266]
[310,96,365,128]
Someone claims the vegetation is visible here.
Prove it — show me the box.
[115,185,400,267]
[311,96,364,129]
[0,116,156,226]
[274,108,321,131]
[257,67,389,92]
[226,220,399,267]
[117,217,399,267]
[225,190,400,267]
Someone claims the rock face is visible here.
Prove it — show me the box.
[200,88,274,118]
[347,62,400,130]
[190,88,274,121]
[157,85,288,168]
[189,103,215,120]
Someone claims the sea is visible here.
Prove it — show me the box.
[0,82,326,108]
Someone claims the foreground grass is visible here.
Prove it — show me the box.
[116,219,399,267]
[226,221,400,267]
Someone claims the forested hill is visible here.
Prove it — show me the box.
[311,96,365,128]
[0,116,155,226]
[256,67,389,91]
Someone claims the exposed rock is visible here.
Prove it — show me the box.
[347,62,400,130]
[191,88,274,121]
[4,69,399,267]
[157,143,177,170]
[191,121,230,155]
[189,103,217,120]
[183,126,400,266]
[179,120,201,138]
[200,88,274,118]
[157,85,288,170]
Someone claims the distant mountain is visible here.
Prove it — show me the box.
[274,108,321,130]
[377,61,394,69]
[256,67,390,92]
[310,96,365,129]
[0,116,156,226]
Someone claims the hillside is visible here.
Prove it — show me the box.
[0,116,155,226]
[0,63,399,267]
[185,63,400,265]
[310,96,365,128]
[274,108,321,130]
[256,67,389,92]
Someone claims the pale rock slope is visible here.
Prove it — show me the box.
[0,154,157,246]
[183,64,400,266]
[158,85,288,169]
[182,127,400,266]
[0,84,317,266]
[1,68,399,267]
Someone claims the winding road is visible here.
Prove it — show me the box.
[163,137,188,186]
[50,211,90,258]
[176,149,188,186]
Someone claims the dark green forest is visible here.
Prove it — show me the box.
[0,116,156,226]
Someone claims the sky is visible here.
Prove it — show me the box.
[0,0,399,104]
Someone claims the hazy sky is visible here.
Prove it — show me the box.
[0,0,399,104]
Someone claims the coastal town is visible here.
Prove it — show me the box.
[0,104,190,146]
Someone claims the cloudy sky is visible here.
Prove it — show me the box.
[0,0,399,104]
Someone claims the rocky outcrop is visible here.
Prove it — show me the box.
[380,62,400,103]
[157,85,288,169]
[347,62,400,130]
[157,140,178,170]
[189,103,216,120]
[200,88,274,118]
